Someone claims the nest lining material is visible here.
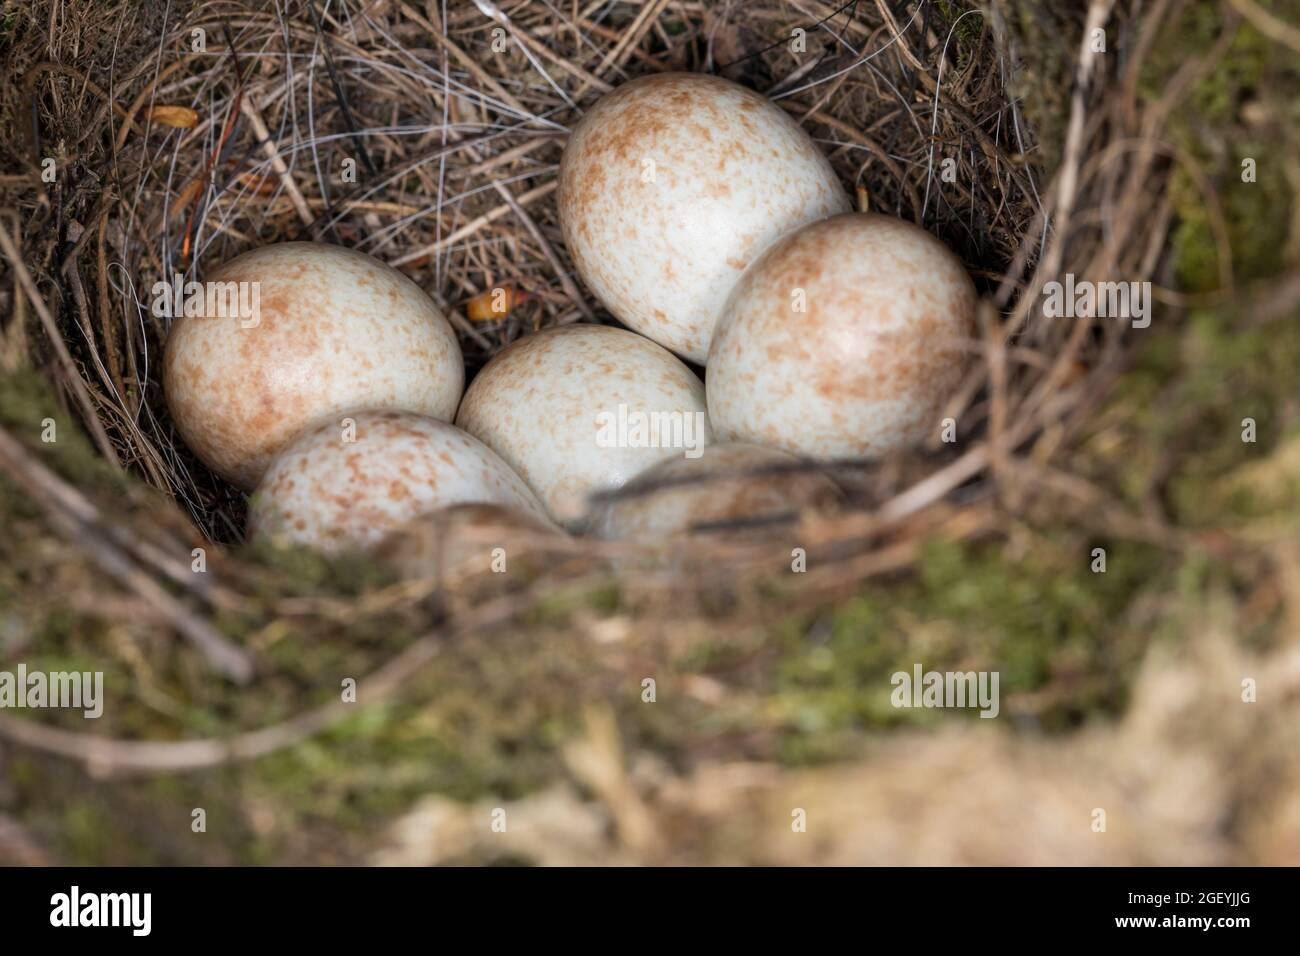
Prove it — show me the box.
[8,0,1062,540]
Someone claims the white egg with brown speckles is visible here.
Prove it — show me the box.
[558,73,851,364]
[249,411,549,553]
[164,242,464,490]
[706,213,977,459]
[455,324,712,530]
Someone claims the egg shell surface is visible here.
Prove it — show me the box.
[558,72,851,364]
[249,411,549,553]
[455,324,712,530]
[164,242,464,489]
[706,213,977,459]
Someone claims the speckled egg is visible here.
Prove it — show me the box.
[164,242,463,490]
[455,324,712,530]
[558,73,851,364]
[707,213,977,459]
[590,442,840,540]
[248,410,549,553]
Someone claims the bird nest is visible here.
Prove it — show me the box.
[0,2,1181,792]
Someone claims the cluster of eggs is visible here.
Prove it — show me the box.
[164,73,975,557]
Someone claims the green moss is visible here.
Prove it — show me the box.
[1108,0,1300,530]
[933,0,983,60]
[1153,1,1300,290]
[1003,1,1076,174]
[0,369,127,493]
[769,534,1162,764]
[61,801,111,863]
[1168,169,1287,294]
[238,535,397,599]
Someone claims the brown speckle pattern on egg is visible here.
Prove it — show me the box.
[248,410,549,553]
[706,214,977,459]
[163,242,464,489]
[455,324,712,530]
[558,73,851,364]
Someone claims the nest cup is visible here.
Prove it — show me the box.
[0,2,1171,763]
[9,3,1061,552]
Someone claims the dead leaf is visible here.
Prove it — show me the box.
[168,177,204,223]
[464,285,533,321]
[233,168,280,198]
[146,105,199,129]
